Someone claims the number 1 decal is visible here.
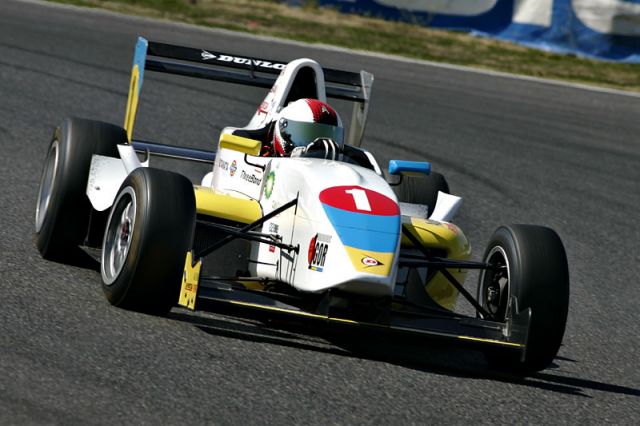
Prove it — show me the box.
[345,188,371,212]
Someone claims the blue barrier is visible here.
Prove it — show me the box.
[296,0,640,63]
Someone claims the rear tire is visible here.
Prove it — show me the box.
[101,168,196,314]
[393,172,449,216]
[35,118,125,260]
[478,225,569,372]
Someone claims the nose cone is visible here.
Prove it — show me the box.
[319,185,400,276]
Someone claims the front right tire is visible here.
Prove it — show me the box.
[35,118,125,260]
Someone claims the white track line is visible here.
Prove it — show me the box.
[16,0,640,99]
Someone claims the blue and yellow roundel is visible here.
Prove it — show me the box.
[319,186,400,276]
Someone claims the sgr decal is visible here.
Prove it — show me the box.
[308,233,331,272]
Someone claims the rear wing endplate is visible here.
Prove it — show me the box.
[124,37,373,146]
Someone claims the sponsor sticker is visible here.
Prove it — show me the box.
[361,256,383,268]
[443,222,459,234]
[308,233,331,272]
[200,51,286,70]
[218,158,229,171]
[201,50,216,60]
[241,170,262,185]
[178,252,201,310]
[264,171,275,199]
[268,222,279,234]
[230,160,237,177]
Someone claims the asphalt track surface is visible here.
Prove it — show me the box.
[1,0,639,424]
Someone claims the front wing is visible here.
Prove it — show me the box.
[182,275,531,358]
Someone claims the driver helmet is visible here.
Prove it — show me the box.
[272,98,344,156]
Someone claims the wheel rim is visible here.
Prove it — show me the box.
[101,187,137,285]
[478,246,510,320]
[35,140,60,232]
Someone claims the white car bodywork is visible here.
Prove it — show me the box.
[86,57,463,298]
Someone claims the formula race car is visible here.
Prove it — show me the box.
[34,37,569,373]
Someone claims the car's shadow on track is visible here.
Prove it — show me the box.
[168,309,640,399]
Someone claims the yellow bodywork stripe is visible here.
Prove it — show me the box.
[344,247,394,277]
[194,186,262,224]
[402,218,472,310]
[218,133,261,156]
[123,64,140,142]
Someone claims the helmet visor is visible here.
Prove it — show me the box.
[279,119,344,149]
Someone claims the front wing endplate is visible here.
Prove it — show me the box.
[179,251,202,310]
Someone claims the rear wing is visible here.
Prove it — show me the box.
[124,37,374,146]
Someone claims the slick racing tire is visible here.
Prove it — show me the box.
[35,118,125,261]
[478,225,569,373]
[393,172,449,216]
[101,168,196,314]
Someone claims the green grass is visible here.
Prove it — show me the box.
[49,0,640,92]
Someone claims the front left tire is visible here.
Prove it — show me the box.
[478,224,570,372]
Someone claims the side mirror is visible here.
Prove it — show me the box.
[388,160,431,177]
[219,133,261,156]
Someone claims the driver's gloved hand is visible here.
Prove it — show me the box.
[300,138,341,160]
